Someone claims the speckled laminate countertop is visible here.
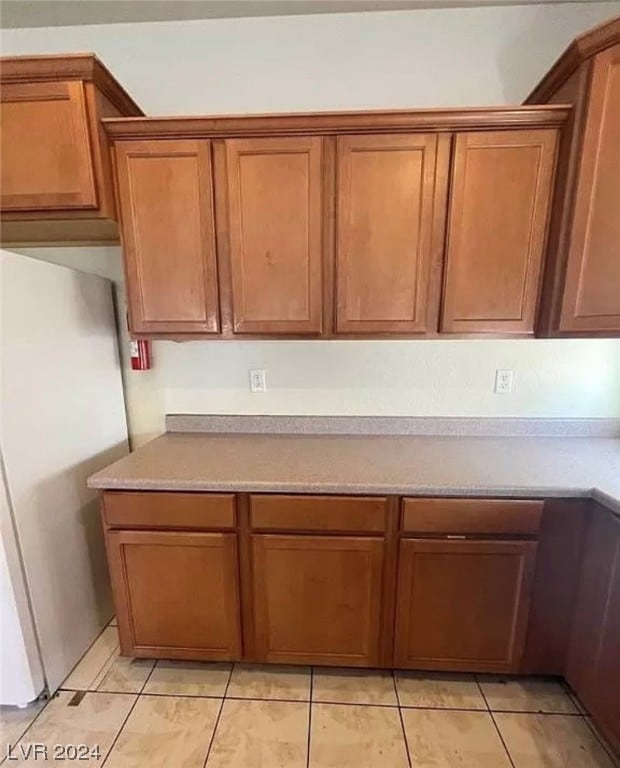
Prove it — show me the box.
[87,432,620,515]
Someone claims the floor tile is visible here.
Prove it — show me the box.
[0,700,45,757]
[206,698,308,768]
[95,652,155,693]
[312,668,397,706]
[395,671,487,710]
[227,664,311,701]
[105,695,220,768]
[61,627,119,691]
[108,617,118,627]
[478,675,578,713]
[143,660,231,697]
[401,708,512,767]
[495,713,617,768]
[7,690,135,765]
[310,703,409,768]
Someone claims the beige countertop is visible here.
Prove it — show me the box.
[88,432,620,515]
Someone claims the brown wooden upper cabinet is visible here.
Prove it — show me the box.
[335,133,448,334]
[528,19,620,336]
[441,129,558,334]
[103,108,566,338]
[223,136,324,335]
[0,54,142,245]
[114,139,220,334]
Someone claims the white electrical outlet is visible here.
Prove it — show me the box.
[495,369,514,394]
[250,369,266,393]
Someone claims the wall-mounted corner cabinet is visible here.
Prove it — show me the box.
[104,109,564,339]
[528,19,620,336]
[0,54,142,246]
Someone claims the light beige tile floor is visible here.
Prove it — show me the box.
[7,627,615,767]
[395,670,487,709]
[402,708,513,767]
[4,690,135,765]
[478,674,578,713]
[227,664,310,701]
[495,712,617,768]
[0,699,45,759]
[143,660,231,697]
[105,695,221,768]
[312,668,397,706]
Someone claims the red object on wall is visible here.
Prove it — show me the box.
[129,339,151,370]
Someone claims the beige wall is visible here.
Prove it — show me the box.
[5,3,620,445]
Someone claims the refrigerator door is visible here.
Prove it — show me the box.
[0,250,129,695]
[0,457,45,706]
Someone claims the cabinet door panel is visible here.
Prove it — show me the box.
[442,130,557,333]
[0,81,96,211]
[591,546,620,752]
[566,507,620,751]
[394,539,537,672]
[336,134,447,334]
[107,530,241,660]
[115,139,220,334]
[560,45,620,333]
[252,535,384,666]
[225,137,323,334]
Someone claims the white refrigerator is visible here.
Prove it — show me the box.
[0,250,129,705]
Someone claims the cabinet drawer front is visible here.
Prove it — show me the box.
[103,491,235,530]
[402,498,543,536]
[0,81,97,211]
[250,494,387,533]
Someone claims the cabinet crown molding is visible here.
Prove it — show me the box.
[0,53,143,117]
[103,105,569,141]
[526,15,620,103]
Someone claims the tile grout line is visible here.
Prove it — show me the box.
[560,678,620,764]
[393,671,413,768]
[582,714,620,767]
[475,676,516,768]
[1,694,50,765]
[306,667,314,768]
[202,663,234,768]
[99,692,141,767]
[97,659,164,768]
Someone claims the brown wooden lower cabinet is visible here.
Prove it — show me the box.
[101,490,619,757]
[106,529,241,660]
[394,538,538,672]
[251,534,384,666]
[566,506,620,753]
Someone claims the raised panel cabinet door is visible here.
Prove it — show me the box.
[251,534,384,666]
[0,81,97,211]
[441,130,558,334]
[590,532,620,753]
[225,137,323,334]
[336,134,448,334]
[394,539,538,672]
[106,530,241,660]
[114,139,220,334]
[560,45,620,333]
[566,507,620,750]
